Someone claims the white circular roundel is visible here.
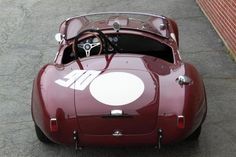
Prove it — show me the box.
[89,72,145,106]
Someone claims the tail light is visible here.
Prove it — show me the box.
[177,115,185,129]
[50,118,58,132]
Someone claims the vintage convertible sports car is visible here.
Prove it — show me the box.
[31,12,207,149]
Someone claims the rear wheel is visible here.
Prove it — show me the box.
[187,126,201,140]
[35,124,52,143]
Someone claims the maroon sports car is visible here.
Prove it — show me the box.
[31,12,207,149]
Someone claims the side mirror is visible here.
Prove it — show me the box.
[55,33,63,43]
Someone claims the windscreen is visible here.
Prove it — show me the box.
[64,12,169,40]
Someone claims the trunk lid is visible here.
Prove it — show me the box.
[73,55,160,135]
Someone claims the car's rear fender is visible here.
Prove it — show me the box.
[157,63,207,144]
[31,64,78,145]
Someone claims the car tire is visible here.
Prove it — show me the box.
[187,125,201,140]
[35,124,53,143]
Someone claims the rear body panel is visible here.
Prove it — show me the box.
[32,54,207,145]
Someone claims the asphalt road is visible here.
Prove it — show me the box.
[0,0,236,156]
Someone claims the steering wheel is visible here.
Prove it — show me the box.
[73,29,120,59]
[73,31,103,58]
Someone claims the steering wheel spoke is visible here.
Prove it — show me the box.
[85,49,91,57]
[91,42,100,48]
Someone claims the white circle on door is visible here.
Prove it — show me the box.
[89,72,145,106]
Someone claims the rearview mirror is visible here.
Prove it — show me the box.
[55,33,63,43]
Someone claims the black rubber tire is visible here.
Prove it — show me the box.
[187,126,202,140]
[35,124,52,143]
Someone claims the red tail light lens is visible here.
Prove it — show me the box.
[177,115,185,129]
[50,118,58,132]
